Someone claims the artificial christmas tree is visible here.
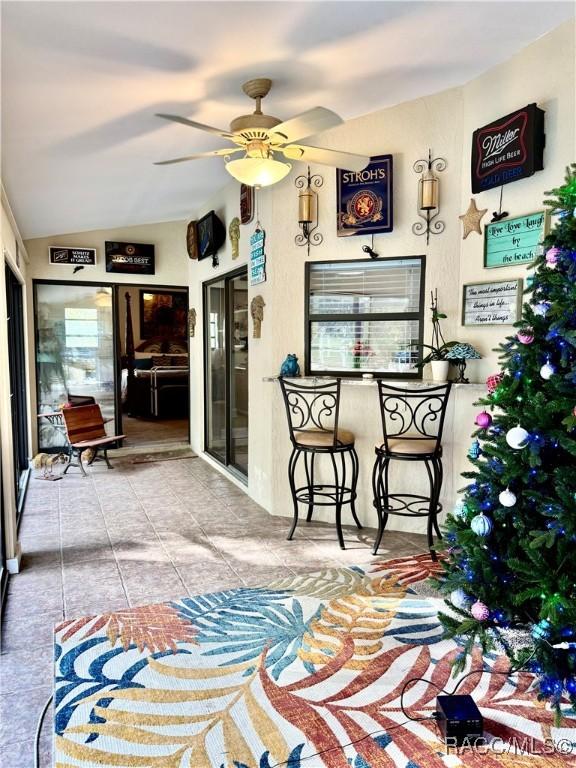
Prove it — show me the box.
[439,164,576,717]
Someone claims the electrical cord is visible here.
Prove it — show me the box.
[269,714,439,768]
[272,653,538,768]
[34,694,53,768]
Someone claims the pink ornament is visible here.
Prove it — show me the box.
[486,373,504,393]
[545,247,560,267]
[475,411,493,429]
[573,406,576,417]
[517,329,534,345]
[471,601,490,621]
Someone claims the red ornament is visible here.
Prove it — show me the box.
[475,410,493,429]
[517,329,534,345]
[486,373,504,393]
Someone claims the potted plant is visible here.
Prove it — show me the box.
[412,290,457,381]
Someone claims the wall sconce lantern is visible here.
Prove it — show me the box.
[295,166,323,254]
[412,149,446,244]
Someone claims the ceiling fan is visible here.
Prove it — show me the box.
[154,78,370,187]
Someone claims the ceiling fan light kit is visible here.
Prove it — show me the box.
[226,156,291,187]
[155,78,370,186]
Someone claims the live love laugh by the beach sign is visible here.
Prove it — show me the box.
[471,103,545,193]
[484,211,548,268]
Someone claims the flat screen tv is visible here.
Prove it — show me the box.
[197,211,226,261]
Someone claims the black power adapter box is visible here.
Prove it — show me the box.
[436,695,484,747]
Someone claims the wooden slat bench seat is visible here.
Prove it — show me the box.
[61,404,125,477]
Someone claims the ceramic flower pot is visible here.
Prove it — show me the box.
[430,360,450,382]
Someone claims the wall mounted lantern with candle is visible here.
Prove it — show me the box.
[295,166,323,255]
[412,149,446,245]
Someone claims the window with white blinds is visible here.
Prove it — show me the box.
[306,257,424,376]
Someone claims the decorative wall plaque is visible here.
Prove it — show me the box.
[229,217,240,259]
[105,242,155,274]
[250,295,265,339]
[250,227,266,285]
[186,221,199,259]
[240,184,254,225]
[484,211,548,268]
[462,279,522,326]
[337,154,393,237]
[49,246,97,266]
[471,103,545,193]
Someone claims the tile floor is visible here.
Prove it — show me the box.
[0,454,428,766]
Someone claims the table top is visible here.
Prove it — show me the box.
[263,376,485,391]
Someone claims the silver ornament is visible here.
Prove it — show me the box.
[506,425,529,449]
[498,488,517,507]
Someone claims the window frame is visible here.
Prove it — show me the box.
[304,255,426,379]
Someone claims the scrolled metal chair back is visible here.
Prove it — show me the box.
[376,381,452,453]
[279,377,341,447]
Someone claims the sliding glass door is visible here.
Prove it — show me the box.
[35,282,116,451]
[204,279,227,465]
[6,265,29,520]
[204,268,249,478]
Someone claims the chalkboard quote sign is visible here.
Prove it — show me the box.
[105,242,155,275]
[250,228,266,285]
[463,279,522,326]
[471,103,545,193]
[484,211,547,268]
[49,246,97,266]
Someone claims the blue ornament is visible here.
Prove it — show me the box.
[454,498,468,519]
[468,438,481,459]
[470,513,493,536]
[566,678,576,696]
[450,588,472,610]
[532,618,551,641]
[279,354,300,377]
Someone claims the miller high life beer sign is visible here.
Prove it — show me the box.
[471,103,545,193]
[337,155,393,236]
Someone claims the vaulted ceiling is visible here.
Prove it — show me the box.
[2,1,573,238]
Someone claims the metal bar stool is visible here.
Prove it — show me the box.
[372,381,452,560]
[279,377,361,549]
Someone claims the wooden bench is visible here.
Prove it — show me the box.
[61,404,125,477]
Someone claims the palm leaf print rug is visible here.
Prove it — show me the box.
[54,553,576,767]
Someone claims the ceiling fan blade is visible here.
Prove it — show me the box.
[156,113,235,139]
[269,107,342,144]
[281,144,370,172]
[154,147,243,166]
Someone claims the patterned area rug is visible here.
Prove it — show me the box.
[54,554,576,767]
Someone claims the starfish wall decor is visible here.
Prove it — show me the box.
[459,198,488,239]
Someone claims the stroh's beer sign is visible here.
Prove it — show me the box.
[471,104,545,193]
[337,155,393,237]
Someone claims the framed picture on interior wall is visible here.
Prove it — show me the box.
[139,290,188,339]
[484,211,549,268]
[336,154,393,237]
[462,278,523,326]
